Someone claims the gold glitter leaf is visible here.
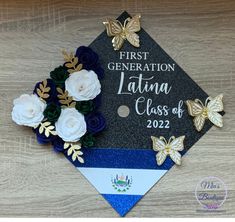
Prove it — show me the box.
[68,147,73,156]
[73,57,78,65]
[62,50,73,62]
[39,121,57,138]
[56,87,76,108]
[62,49,83,74]
[70,101,76,107]
[39,125,43,134]
[64,142,84,163]
[64,143,70,149]
[65,63,74,68]
[75,63,83,72]
[67,69,75,74]
[56,87,63,95]
[36,80,50,100]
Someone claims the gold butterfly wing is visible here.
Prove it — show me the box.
[169,136,185,165]
[125,14,141,48]
[151,136,167,166]
[207,94,223,127]
[169,150,182,165]
[103,19,125,50]
[186,100,205,131]
[112,35,125,51]
[186,100,204,116]
[193,115,206,132]
[169,136,185,151]
[103,18,122,36]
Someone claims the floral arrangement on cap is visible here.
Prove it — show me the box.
[12,46,106,163]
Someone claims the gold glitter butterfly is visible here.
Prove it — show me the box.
[151,136,185,166]
[103,14,141,50]
[186,94,224,132]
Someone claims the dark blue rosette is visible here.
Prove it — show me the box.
[85,112,106,134]
[52,137,65,152]
[75,46,104,79]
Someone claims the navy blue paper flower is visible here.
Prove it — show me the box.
[75,46,104,79]
[85,112,106,134]
[52,137,65,152]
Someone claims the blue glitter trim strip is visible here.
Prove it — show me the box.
[65,148,175,170]
[102,194,142,216]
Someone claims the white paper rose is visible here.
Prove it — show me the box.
[12,94,46,127]
[55,108,87,142]
[65,69,101,101]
